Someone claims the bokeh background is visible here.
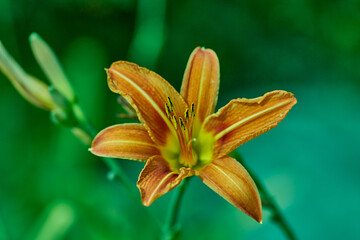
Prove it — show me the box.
[1,0,360,239]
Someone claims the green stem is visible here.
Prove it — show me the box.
[162,178,189,240]
[231,151,296,240]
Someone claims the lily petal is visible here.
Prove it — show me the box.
[180,47,219,134]
[137,155,194,206]
[91,123,160,161]
[197,156,262,223]
[203,90,297,159]
[107,61,188,146]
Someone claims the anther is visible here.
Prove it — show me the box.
[184,109,189,123]
[191,103,195,117]
[172,115,178,130]
[179,117,185,131]
[167,97,175,112]
[165,103,172,119]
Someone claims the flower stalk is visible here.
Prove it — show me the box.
[162,178,189,240]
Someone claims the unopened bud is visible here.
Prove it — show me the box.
[0,41,56,110]
[29,33,75,103]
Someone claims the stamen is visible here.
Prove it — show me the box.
[191,103,195,117]
[165,103,172,119]
[172,115,178,130]
[163,98,197,167]
[167,97,175,112]
[179,117,186,131]
[184,109,189,123]
[187,138,194,151]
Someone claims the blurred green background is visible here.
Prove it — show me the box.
[1,0,360,239]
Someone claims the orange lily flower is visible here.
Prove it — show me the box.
[91,47,297,223]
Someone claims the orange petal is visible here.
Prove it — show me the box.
[107,61,188,146]
[197,156,262,223]
[180,47,219,134]
[137,156,194,206]
[203,90,297,159]
[91,123,160,161]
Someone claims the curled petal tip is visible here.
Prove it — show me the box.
[198,156,263,223]
[255,211,263,224]
[142,199,151,207]
[248,202,262,223]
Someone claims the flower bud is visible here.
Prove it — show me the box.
[0,41,56,110]
[29,33,75,103]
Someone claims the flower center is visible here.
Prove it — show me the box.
[161,97,215,172]
[163,97,199,169]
